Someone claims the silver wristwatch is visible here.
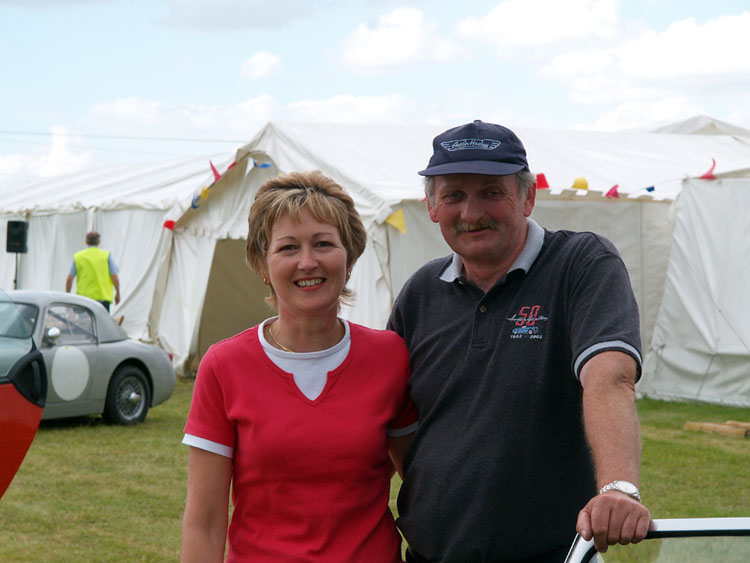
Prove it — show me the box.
[599,480,641,503]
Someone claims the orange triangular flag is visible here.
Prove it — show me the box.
[605,185,619,198]
[536,173,550,189]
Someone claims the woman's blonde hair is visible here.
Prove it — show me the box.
[246,170,367,306]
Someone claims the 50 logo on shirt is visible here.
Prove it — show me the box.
[507,305,547,339]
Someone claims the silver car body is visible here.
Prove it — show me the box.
[6,290,175,421]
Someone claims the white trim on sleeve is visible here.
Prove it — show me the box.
[182,433,234,458]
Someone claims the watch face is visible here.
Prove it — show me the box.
[615,481,638,494]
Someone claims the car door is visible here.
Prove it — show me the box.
[39,302,100,419]
[564,517,750,562]
[0,289,47,499]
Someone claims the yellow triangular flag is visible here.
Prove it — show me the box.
[572,176,588,190]
[385,208,407,234]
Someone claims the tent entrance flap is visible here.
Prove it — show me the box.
[196,239,272,364]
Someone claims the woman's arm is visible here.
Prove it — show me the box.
[181,447,233,563]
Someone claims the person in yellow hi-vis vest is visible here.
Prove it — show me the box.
[65,231,121,312]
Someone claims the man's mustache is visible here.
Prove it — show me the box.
[454,220,499,234]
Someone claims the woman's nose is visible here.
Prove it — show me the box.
[297,246,318,269]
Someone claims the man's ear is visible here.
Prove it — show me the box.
[523,183,536,217]
[427,199,439,223]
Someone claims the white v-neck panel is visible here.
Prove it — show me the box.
[259,317,351,401]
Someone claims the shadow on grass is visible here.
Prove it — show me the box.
[39,415,105,429]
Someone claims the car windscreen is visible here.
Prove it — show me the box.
[0,301,38,339]
[0,291,35,378]
[583,535,750,561]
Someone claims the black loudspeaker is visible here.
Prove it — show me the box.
[6,220,29,253]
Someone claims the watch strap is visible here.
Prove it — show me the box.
[598,480,641,503]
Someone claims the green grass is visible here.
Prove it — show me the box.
[1,383,748,561]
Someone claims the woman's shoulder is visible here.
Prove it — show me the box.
[207,325,260,355]
[348,322,407,351]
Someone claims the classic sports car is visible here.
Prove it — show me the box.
[0,289,47,499]
[5,290,176,425]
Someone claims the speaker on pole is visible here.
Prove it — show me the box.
[6,220,29,253]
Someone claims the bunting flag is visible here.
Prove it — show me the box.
[700,158,717,179]
[210,160,222,182]
[254,159,272,169]
[385,208,407,234]
[191,194,201,209]
[572,177,588,191]
[163,220,175,230]
[200,186,210,200]
[645,186,655,192]
[605,184,620,198]
[227,161,237,171]
[536,173,550,189]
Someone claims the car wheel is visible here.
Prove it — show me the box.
[102,366,150,425]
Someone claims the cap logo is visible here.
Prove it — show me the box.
[440,138,501,152]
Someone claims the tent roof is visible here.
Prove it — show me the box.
[4,117,749,217]
[0,153,235,215]
[239,120,750,204]
[652,114,750,137]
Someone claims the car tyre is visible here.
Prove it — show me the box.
[102,366,150,425]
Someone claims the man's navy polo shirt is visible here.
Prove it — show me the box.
[388,219,642,562]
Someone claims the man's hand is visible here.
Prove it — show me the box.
[576,491,651,553]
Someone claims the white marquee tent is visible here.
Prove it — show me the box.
[3,119,750,389]
[638,170,750,407]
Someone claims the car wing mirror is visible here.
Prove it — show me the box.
[45,326,61,344]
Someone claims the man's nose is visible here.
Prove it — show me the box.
[460,195,486,223]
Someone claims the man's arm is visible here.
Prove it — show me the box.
[576,350,651,553]
[111,273,120,304]
[65,275,74,293]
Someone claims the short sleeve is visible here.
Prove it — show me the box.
[183,347,236,449]
[566,235,642,379]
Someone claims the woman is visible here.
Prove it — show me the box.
[181,170,417,562]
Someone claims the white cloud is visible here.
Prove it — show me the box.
[543,13,750,89]
[616,13,750,80]
[0,126,91,186]
[341,8,462,69]
[590,96,706,130]
[538,11,750,121]
[240,51,281,79]
[89,95,276,137]
[457,0,620,49]
[285,94,407,123]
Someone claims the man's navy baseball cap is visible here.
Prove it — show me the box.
[418,120,529,176]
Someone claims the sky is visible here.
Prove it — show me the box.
[1,0,749,187]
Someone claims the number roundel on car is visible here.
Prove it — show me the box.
[50,346,90,401]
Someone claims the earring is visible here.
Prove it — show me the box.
[263,277,270,285]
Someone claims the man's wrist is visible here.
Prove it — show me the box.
[599,480,641,503]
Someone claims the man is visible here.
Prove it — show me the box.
[65,231,121,311]
[388,120,651,562]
